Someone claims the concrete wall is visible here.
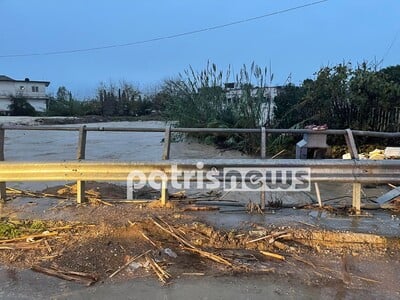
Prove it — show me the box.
[0,81,48,98]
[0,99,11,112]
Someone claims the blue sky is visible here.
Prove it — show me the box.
[0,0,399,98]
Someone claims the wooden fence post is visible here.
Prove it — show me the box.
[344,129,359,159]
[162,125,171,160]
[259,127,266,209]
[0,126,6,202]
[76,125,87,204]
[261,127,266,159]
[160,126,171,206]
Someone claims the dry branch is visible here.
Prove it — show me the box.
[109,250,151,278]
[145,254,171,284]
[151,217,233,267]
[151,218,194,248]
[139,231,158,248]
[260,250,285,261]
[0,232,58,244]
[90,198,114,206]
[182,246,232,267]
[6,187,67,199]
[183,205,219,211]
[246,231,289,244]
[31,265,97,286]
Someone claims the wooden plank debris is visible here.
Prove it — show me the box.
[376,185,400,206]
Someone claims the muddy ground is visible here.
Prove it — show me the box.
[0,183,400,299]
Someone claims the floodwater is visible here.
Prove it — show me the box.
[2,120,244,191]
[2,120,245,162]
[1,267,394,300]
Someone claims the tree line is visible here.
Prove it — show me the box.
[8,61,400,154]
[273,63,400,131]
[46,82,159,117]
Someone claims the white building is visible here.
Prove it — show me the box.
[0,75,50,114]
[224,83,281,126]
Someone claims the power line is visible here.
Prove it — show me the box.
[378,27,400,66]
[0,0,328,58]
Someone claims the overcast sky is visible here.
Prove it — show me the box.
[1,0,399,98]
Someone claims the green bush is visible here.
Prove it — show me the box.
[8,96,36,116]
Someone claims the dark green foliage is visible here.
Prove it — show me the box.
[272,63,400,131]
[273,83,305,128]
[380,65,400,84]
[271,62,400,150]
[47,86,83,116]
[95,81,152,117]
[8,96,36,116]
[47,83,157,117]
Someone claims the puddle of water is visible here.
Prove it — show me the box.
[200,207,400,238]
[0,267,84,299]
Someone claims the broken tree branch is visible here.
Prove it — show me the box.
[31,265,97,286]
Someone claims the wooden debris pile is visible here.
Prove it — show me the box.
[56,184,114,206]
[5,187,66,200]
[0,216,387,286]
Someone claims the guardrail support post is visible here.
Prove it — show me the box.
[260,188,266,210]
[161,179,169,206]
[76,125,87,204]
[162,125,171,160]
[352,183,361,215]
[0,126,6,202]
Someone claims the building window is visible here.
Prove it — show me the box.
[32,86,39,92]
[19,86,25,91]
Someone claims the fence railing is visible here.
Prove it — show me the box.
[1,124,400,214]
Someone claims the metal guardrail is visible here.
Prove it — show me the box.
[1,124,400,214]
[0,159,400,182]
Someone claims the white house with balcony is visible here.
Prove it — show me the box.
[0,75,50,114]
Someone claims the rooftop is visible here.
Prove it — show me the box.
[0,75,15,81]
[0,75,50,86]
